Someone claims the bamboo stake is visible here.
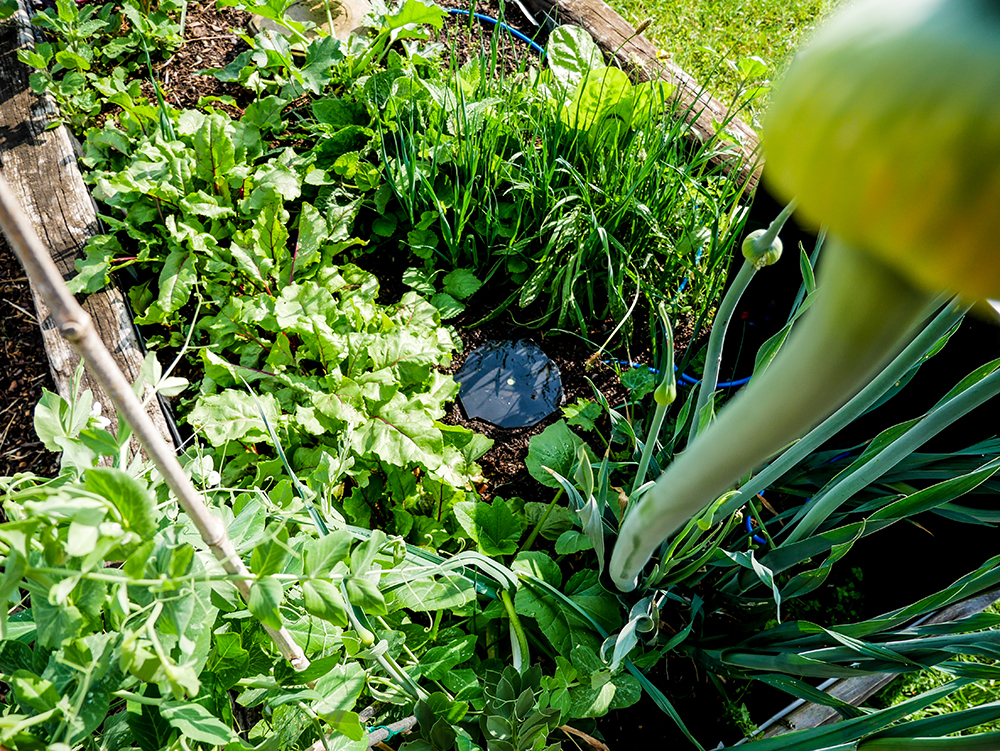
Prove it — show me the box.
[0,173,311,673]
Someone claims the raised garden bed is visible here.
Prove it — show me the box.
[1,0,1000,750]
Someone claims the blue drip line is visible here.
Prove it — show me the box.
[446,9,547,57]
[745,513,766,545]
[612,360,753,389]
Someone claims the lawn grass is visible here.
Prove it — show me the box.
[603,0,839,125]
[866,604,1000,734]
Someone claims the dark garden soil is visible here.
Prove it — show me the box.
[0,236,61,479]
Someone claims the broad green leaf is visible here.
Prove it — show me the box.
[564,67,634,132]
[33,388,92,452]
[511,551,561,586]
[430,292,465,319]
[563,399,602,431]
[304,530,354,576]
[453,500,524,556]
[303,579,349,626]
[11,669,60,713]
[385,0,446,33]
[442,268,482,300]
[383,571,476,612]
[620,366,657,398]
[525,420,595,489]
[522,502,576,541]
[555,530,594,555]
[206,632,249,692]
[160,701,237,744]
[186,390,279,445]
[0,640,33,674]
[156,247,196,314]
[546,25,604,93]
[251,524,289,577]
[514,569,619,656]
[191,112,236,187]
[421,634,477,680]
[248,576,283,630]
[344,570,387,615]
[128,701,174,751]
[314,662,366,715]
[84,467,157,538]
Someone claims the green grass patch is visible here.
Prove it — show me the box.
[604,0,838,125]
[867,602,1000,735]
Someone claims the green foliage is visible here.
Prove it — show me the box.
[17,0,1000,748]
[368,23,746,332]
[17,0,181,130]
[605,0,837,125]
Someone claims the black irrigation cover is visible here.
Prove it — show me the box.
[455,339,564,429]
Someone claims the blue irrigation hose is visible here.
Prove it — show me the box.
[611,360,753,389]
[446,9,547,57]
[745,514,766,545]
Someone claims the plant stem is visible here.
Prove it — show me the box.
[611,238,933,590]
[632,401,669,495]
[687,201,797,446]
[716,298,967,522]
[500,589,530,670]
[687,258,756,445]
[519,488,563,552]
[428,608,443,642]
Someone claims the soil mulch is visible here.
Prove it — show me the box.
[0,236,61,478]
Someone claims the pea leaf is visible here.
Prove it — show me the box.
[248,576,283,630]
[207,632,249,692]
[303,579,349,626]
[304,530,354,576]
[160,701,238,744]
[84,467,157,538]
[421,634,477,680]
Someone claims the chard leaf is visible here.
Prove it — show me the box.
[186,390,279,445]
[546,25,604,93]
[156,247,196,314]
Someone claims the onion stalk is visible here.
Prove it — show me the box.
[610,239,932,590]
[609,0,1000,590]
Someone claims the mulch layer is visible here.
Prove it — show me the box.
[0,236,61,478]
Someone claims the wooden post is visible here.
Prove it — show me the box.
[0,2,173,452]
[522,0,761,190]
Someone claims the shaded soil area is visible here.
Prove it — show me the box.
[0,237,61,479]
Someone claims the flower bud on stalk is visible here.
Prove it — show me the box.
[609,0,1000,590]
[741,228,783,270]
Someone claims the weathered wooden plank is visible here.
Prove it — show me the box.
[0,4,173,454]
[755,589,1000,739]
[522,0,761,190]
